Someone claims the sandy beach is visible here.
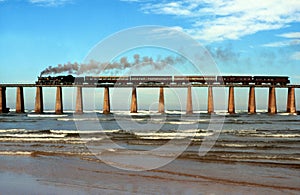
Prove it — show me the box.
[1,149,299,194]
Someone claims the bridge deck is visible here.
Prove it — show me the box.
[0,84,300,88]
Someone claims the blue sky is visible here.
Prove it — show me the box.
[0,0,300,110]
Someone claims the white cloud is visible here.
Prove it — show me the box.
[262,31,300,47]
[120,0,153,2]
[262,39,300,47]
[29,0,72,7]
[128,0,300,43]
[141,1,195,16]
[291,51,300,60]
[278,32,300,39]
[120,0,137,1]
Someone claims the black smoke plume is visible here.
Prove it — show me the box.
[40,54,185,76]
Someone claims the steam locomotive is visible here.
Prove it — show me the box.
[36,75,290,85]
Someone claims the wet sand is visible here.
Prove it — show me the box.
[1,153,299,194]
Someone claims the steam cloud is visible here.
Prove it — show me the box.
[207,45,240,63]
[40,54,185,76]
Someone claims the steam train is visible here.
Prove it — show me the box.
[36,75,290,85]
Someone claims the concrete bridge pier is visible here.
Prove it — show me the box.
[158,87,165,113]
[55,86,63,114]
[16,86,25,113]
[130,87,138,113]
[228,86,235,114]
[34,86,43,114]
[248,86,256,114]
[75,87,83,114]
[0,87,8,113]
[286,87,296,114]
[207,86,214,114]
[268,87,277,114]
[103,87,110,114]
[186,86,193,114]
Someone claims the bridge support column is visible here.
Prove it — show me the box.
[286,87,296,114]
[0,87,8,113]
[228,86,235,114]
[34,86,43,114]
[186,86,193,114]
[55,86,63,114]
[130,87,138,113]
[16,86,25,113]
[103,87,110,114]
[268,87,277,114]
[75,87,83,114]
[158,87,165,113]
[207,86,214,114]
[248,86,256,114]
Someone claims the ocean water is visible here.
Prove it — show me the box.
[0,110,299,194]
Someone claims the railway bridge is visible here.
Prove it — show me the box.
[0,83,299,114]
